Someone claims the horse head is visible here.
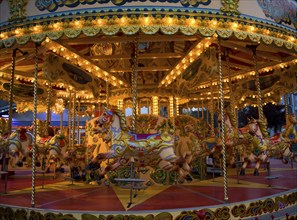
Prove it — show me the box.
[287,114,297,125]
[94,109,114,134]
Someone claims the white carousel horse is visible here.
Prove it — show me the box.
[240,117,271,176]
[0,128,33,167]
[39,134,67,178]
[87,108,192,181]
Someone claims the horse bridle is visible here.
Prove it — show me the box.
[96,110,113,127]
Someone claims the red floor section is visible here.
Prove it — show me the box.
[0,159,296,212]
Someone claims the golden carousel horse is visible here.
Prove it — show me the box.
[202,108,246,167]
[240,117,270,176]
[87,108,192,181]
[271,114,297,165]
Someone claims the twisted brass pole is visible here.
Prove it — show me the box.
[218,39,228,202]
[226,49,239,128]
[210,79,215,136]
[68,92,72,148]
[284,94,289,124]
[72,92,76,147]
[131,37,139,133]
[8,49,17,132]
[31,43,39,208]
[46,83,52,136]
[250,45,264,121]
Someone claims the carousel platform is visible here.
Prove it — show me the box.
[0,158,296,220]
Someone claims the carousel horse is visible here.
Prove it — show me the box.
[1,128,33,167]
[87,108,192,181]
[240,117,270,176]
[41,134,67,177]
[63,145,87,180]
[272,114,297,164]
[201,108,247,167]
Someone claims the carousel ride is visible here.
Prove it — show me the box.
[0,0,297,219]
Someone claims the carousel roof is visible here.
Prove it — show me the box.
[0,2,296,112]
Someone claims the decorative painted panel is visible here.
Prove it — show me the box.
[35,0,212,12]
[257,0,297,28]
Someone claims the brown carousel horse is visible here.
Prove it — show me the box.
[87,108,192,181]
[240,117,271,176]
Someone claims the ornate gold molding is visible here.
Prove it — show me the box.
[8,0,28,22]
[220,0,240,15]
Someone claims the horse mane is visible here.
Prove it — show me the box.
[112,108,128,131]
[225,108,237,128]
[256,118,270,138]
[287,114,297,125]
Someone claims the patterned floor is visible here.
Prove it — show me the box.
[0,158,296,212]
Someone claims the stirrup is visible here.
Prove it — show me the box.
[240,169,245,176]
[253,169,259,176]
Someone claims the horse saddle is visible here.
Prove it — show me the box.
[38,137,52,144]
[129,132,160,141]
[19,128,28,142]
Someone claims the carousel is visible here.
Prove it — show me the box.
[0,0,296,219]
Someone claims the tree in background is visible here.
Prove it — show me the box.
[238,103,286,135]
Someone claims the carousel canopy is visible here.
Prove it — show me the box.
[0,0,296,112]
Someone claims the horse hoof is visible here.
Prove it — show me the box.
[16,161,23,167]
[253,169,259,176]
[184,174,193,183]
[240,169,245,176]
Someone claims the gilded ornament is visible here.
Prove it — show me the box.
[160,26,179,35]
[82,27,100,37]
[220,0,240,15]
[141,26,160,35]
[180,26,198,36]
[3,37,16,48]
[47,30,64,41]
[262,198,275,212]
[248,33,261,42]
[284,41,293,50]
[214,207,231,220]
[199,27,216,37]
[274,39,284,47]
[216,29,233,39]
[261,36,273,45]
[294,44,297,52]
[8,0,28,22]
[31,33,46,43]
[64,29,81,38]
[101,26,120,35]
[231,204,247,218]
[121,26,140,35]
[16,35,30,45]
[234,31,247,40]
